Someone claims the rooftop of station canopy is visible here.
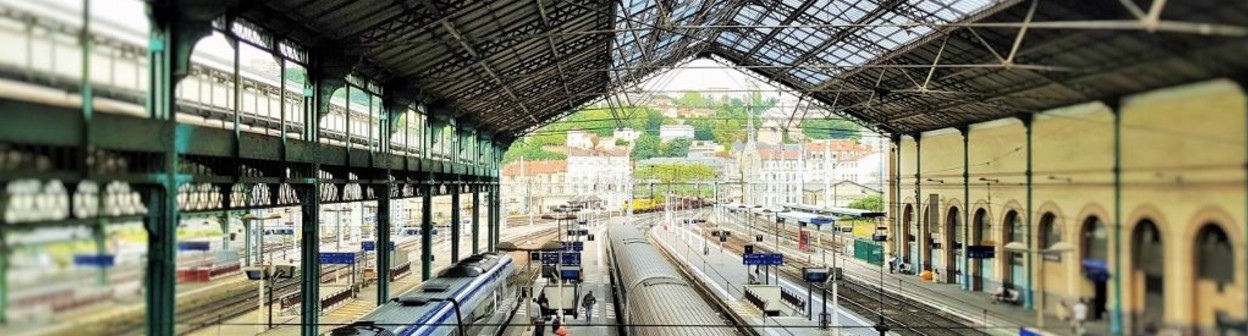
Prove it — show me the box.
[235,0,1248,140]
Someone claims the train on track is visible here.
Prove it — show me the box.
[607,225,734,336]
[627,196,712,214]
[325,252,516,336]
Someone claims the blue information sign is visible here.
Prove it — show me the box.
[810,217,834,226]
[562,241,584,252]
[73,254,116,267]
[540,252,561,265]
[561,252,581,266]
[539,252,582,266]
[320,252,357,264]
[743,253,784,266]
[361,241,395,251]
[967,245,995,259]
[178,241,211,251]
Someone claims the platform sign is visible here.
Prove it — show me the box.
[529,251,542,262]
[743,253,784,266]
[540,252,561,265]
[73,254,116,267]
[178,241,211,251]
[967,245,995,259]
[560,252,582,266]
[319,252,357,264]
[361,241,396,251]
[561,241,584,252]
[810,217,834,226]
[560,269,582,281]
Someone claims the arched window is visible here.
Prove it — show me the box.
[973,209,990,244]
[1132,219,1164,272]
[1004,210,1022,243]
[1196,223,1234,285]
[903,204,914,242]
[1082,216,1108,262]
[1039,212,1061,249]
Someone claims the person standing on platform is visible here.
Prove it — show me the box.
[581,291,598,323]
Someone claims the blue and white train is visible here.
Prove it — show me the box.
[326,253,517,336]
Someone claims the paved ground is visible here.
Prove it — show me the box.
[506,219,617,336]
[653,212,880,336]
[715,208,1112,336]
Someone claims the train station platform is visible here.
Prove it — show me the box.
[507,219,616,336]
[715,209,1113,336]
[650,218,878,336]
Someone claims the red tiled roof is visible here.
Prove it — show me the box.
[502,160,567,176]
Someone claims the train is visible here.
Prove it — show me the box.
[324,252,516,336]
[607,225,733,336]
[627,197,712,214]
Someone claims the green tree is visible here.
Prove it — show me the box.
[801,119,862,140]
[631,134,661,160]
[847,194,883,211]
[688,119,716,140]
[633,163,719,184]
[661,138,692,157]
[677,91,706,107]
[615,138,629,146]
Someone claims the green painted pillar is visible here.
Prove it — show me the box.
[1111,102,1124,334]
[144,0,214,333]
[421,182,434,280]
[217,214,229,251]
[296,184,321,335]
[451,183,461,262]
[472,184,480,254]
[376,184,391,305]
[243,219,252,267]
[1023,116,1034,310]
[94,222,108,285]
[962,127,971,290]
[0,230,8,323]
[489,183,499,252]
[143,186,178,336]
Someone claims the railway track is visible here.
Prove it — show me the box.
[703,212,986,336]
[643,220,755,336]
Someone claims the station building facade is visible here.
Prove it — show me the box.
[886,79,1246,333]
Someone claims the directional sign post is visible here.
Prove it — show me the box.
[73,254,116,267]
[743,253,784,265]
[560,252,581,266]
[319,252,357,265]
[361,241,395,252]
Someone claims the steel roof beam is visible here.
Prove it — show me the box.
[420,0,534,133]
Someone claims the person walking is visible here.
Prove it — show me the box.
[581,291,598,323]
[537,293,550,317]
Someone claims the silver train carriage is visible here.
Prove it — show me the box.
[326,253,516,336]
[608,225,736,336]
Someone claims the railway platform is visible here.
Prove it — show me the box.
[651,221,878,336]
[716,210,1113,336]
[507,219,617,336]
